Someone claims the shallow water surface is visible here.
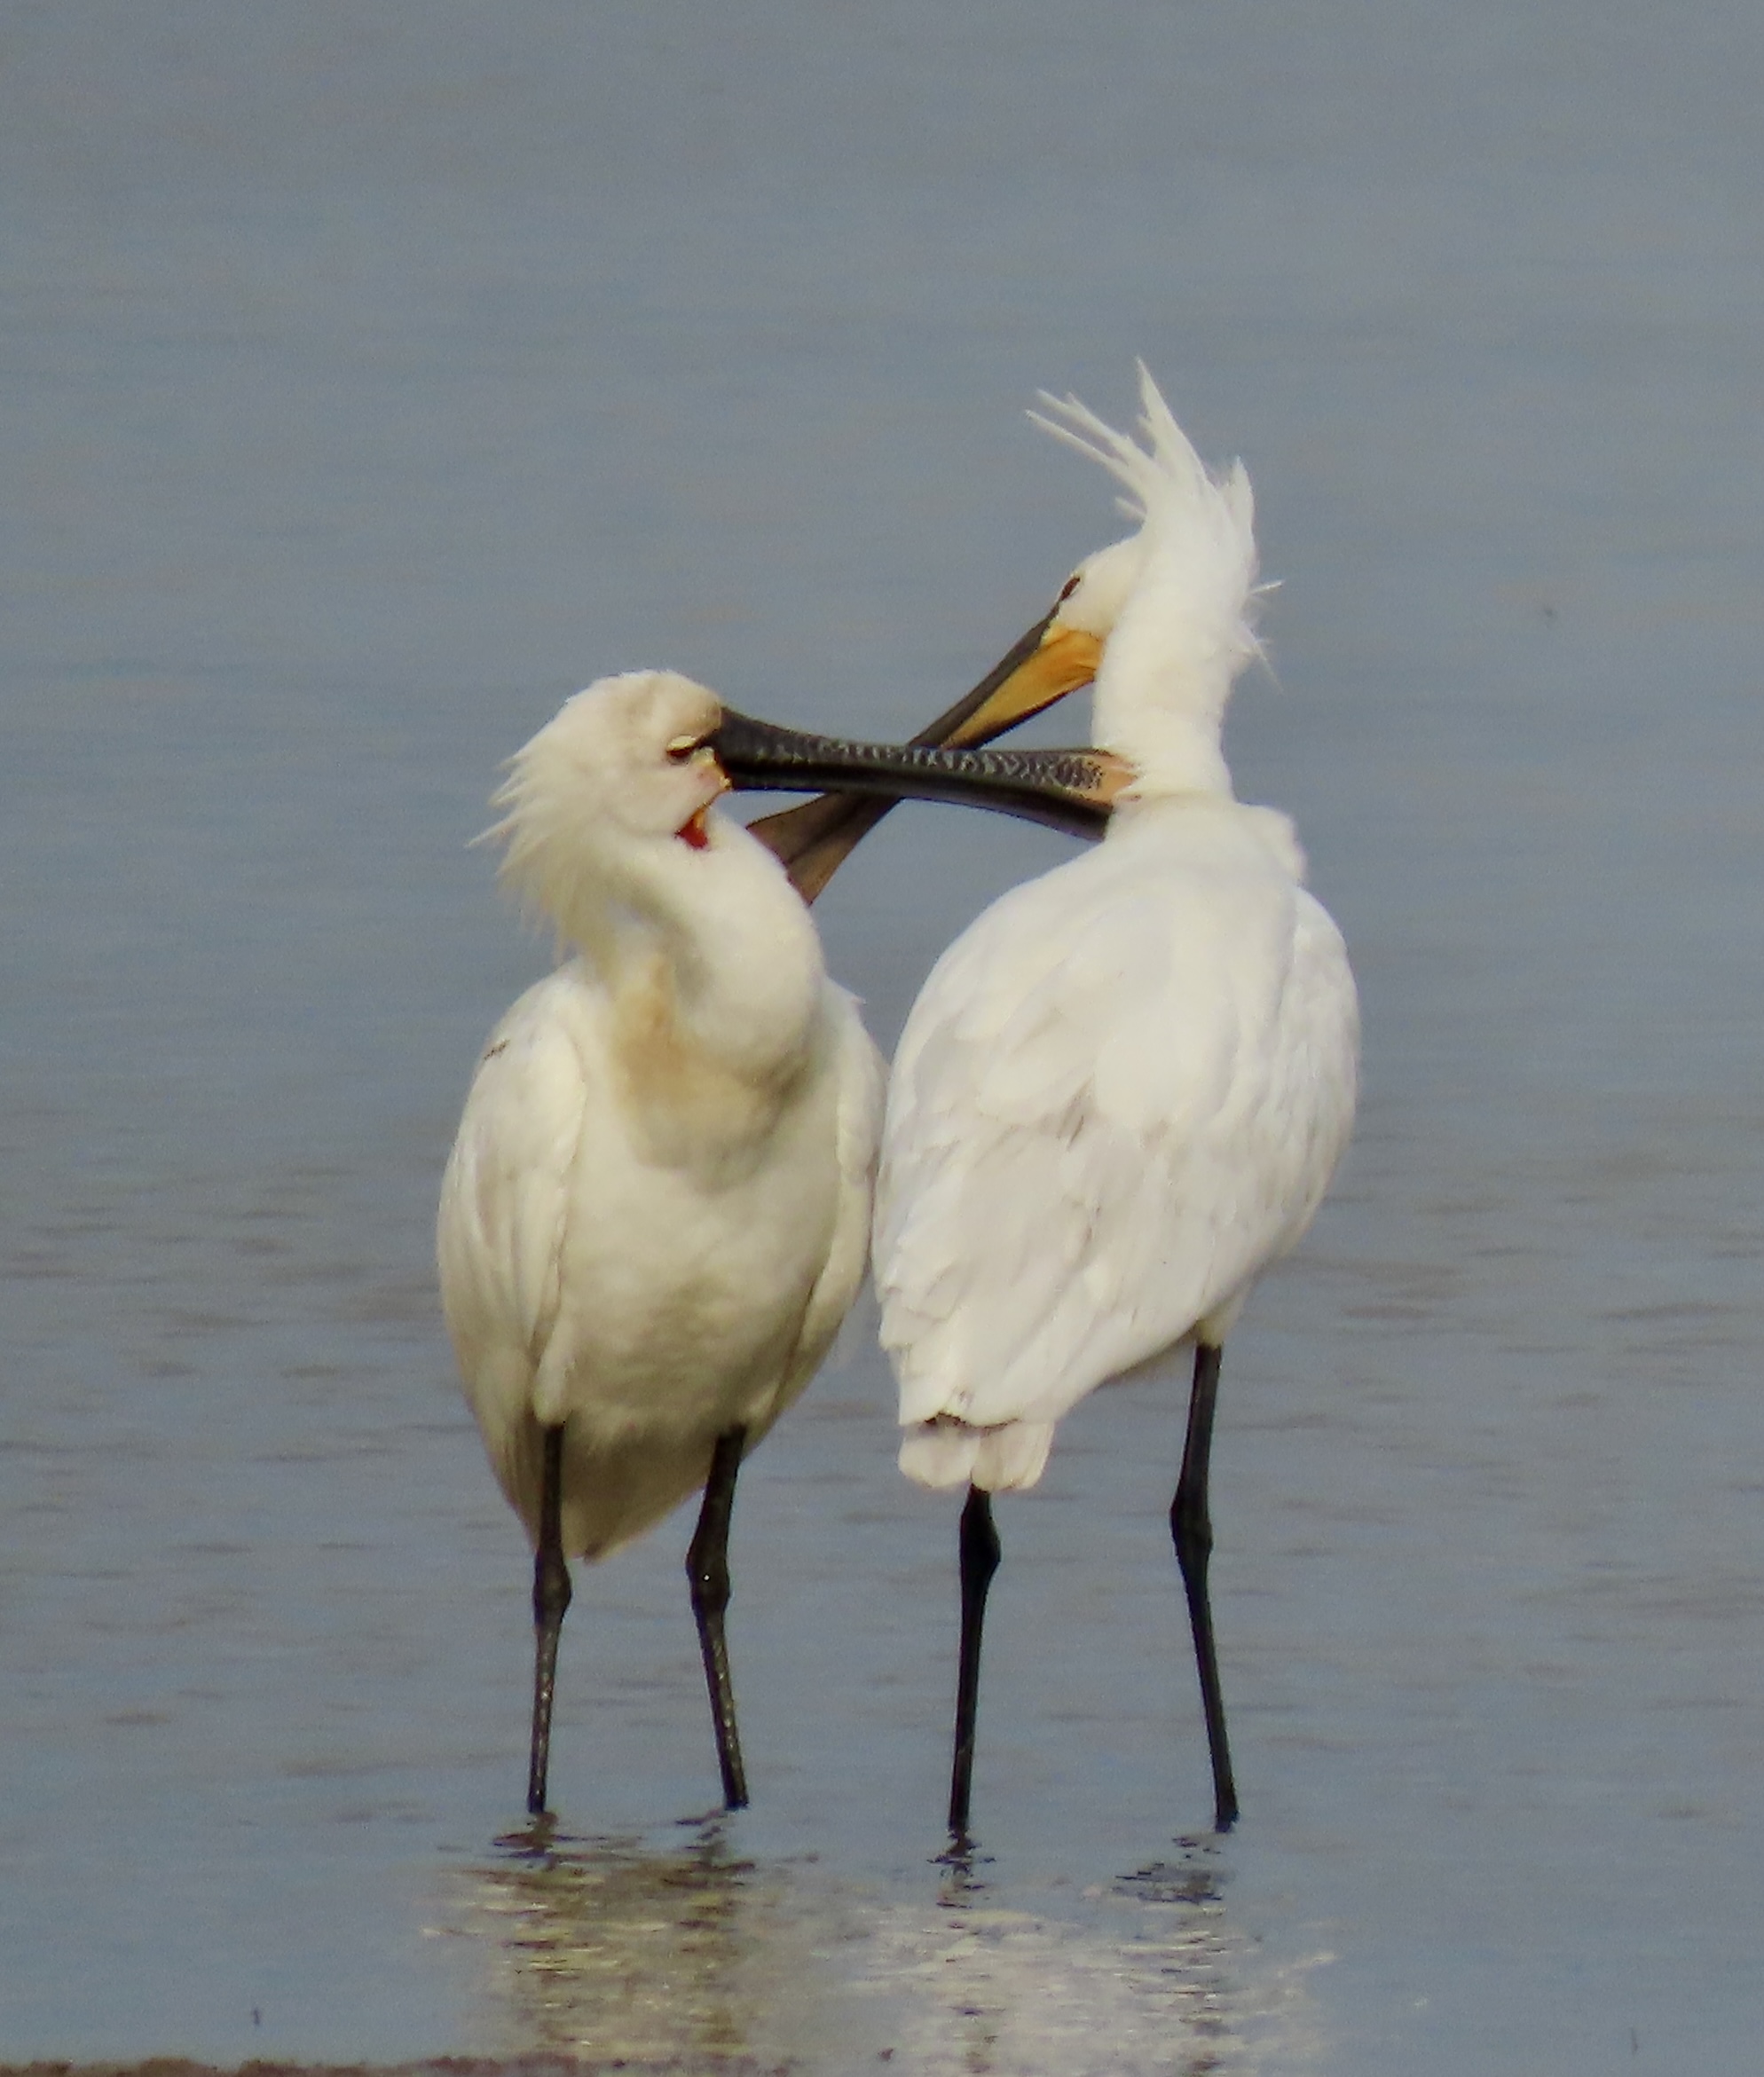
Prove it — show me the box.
[4,4,1764,2072]
[437,1822,1327,2072]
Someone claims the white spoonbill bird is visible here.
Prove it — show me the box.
[437,670,1122,1817]
[873,369,1361,1837]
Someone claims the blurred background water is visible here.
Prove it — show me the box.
[3,4,1762,2071]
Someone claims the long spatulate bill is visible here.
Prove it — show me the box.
[745,604,1103,900]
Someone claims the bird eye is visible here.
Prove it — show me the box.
[665,735,701,764]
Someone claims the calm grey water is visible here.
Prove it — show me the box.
[4,4,1762,2071]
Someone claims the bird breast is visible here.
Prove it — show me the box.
[607,948,815,1175]
[536,972,850,1440]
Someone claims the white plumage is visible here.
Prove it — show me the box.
[881,801,1353,1490]
[872,368,1359,1832]
[437,670,884,1812]
[438,953,883,1557]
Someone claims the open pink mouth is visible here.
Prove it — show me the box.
[677,806,713,850]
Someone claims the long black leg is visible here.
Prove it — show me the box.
[527,1421,573,1816]
[949,1483,1001,1840]
[1171,1341,1238,1830]
[687,1425,749,1809]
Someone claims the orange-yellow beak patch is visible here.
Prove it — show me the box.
[948,624,1105,745]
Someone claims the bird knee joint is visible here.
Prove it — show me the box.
[533,1548,572,1626]
[688,1549,731,1617]
[1170,1496,1212,1562]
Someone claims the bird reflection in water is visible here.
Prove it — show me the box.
[446,1821,1326,2073]
[452,1816,864,2066]
[879,1837,1330,2077]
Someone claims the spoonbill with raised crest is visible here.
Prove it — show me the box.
[873,369,1360,1837]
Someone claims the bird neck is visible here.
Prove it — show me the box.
[584,828,827,1084]
[1089,509,1256,800]
[1094,685,1234,799]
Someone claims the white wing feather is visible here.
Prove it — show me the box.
[437,968,594,1538]
[771,986,886,1410]
[875,805,1358,1470]
[438,965,886,1553]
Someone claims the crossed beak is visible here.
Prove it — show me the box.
[740,610,1106,899]
[710,710,1131,845]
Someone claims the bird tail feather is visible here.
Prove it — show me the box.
[899,1418,1054,1492]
